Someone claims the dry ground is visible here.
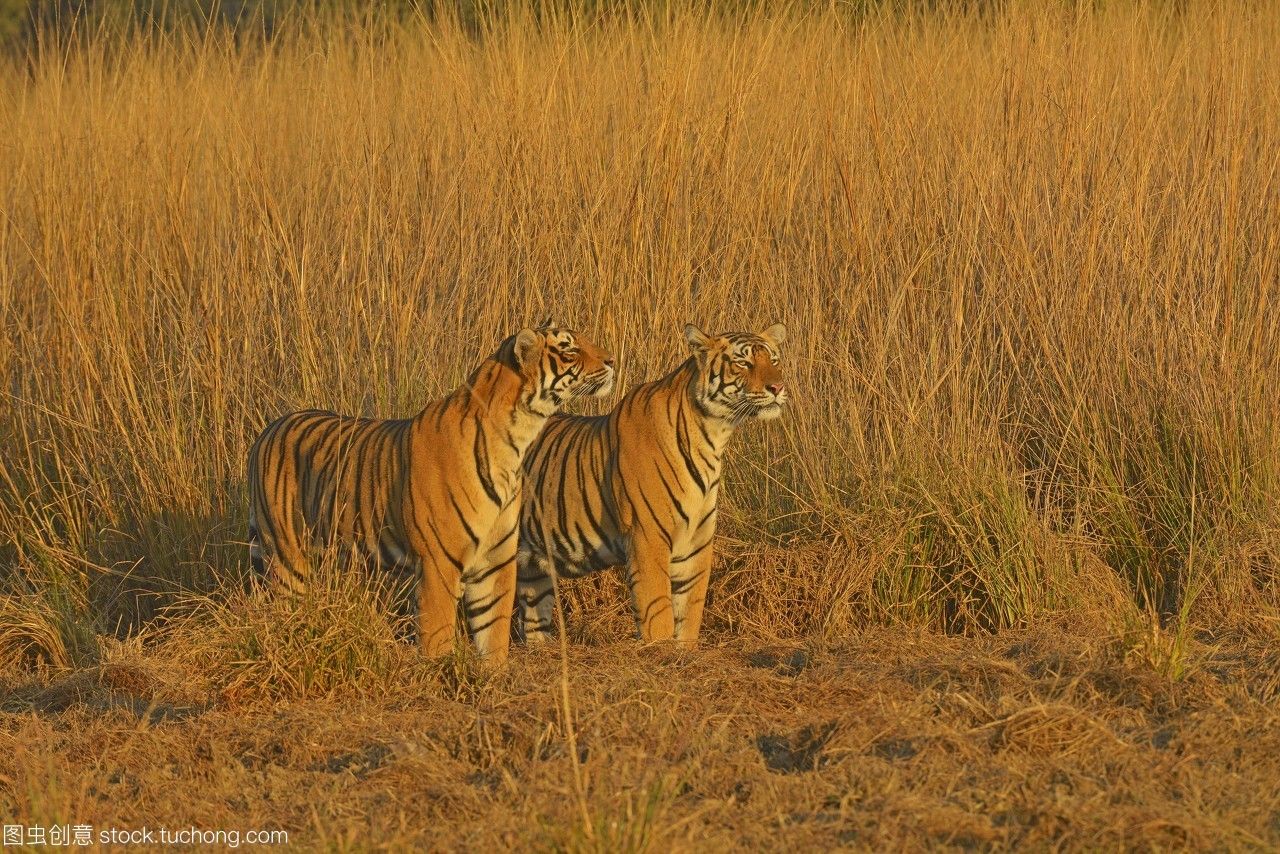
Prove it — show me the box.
[4,599,1280,851]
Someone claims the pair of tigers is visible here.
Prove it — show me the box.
[246,322,787,664]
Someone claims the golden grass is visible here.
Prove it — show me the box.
[3,2,1279,635]
[2,1,1279,848]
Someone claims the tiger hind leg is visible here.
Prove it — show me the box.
[247,510,266,583]
[247,524,271,592]
[248,511,312,595]
[515,550,556,643]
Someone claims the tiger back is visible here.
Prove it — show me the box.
[247,325,614,664]
[517,323,787,646]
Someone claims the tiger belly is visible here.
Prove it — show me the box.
[552,538,628,578]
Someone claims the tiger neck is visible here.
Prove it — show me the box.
[422,357,548,463]
[669,359,735,481]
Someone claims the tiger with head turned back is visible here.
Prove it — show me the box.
[246,324,615,664]
[517,322,788,646]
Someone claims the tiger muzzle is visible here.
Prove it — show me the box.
[579,366,615,397]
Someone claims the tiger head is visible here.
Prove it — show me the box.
[512,322,615,415]
[683,323,788,423]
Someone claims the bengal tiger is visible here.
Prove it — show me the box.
[516,322,787,646]
[246,324,615,664]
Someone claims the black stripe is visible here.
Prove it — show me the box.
[551,528,575,561]
[657,474,690,525]
[473,421,502,506]
[671,538,712,564]
[250,473,283,551]
[484,525,518,556]
[696,417,716,449]
[345,420,379,540]
[635,489,674,548]
[576,496,612,551]
[406,509,433,561]
[464,591,504,619]
[268,428,293,514]
[639,596,672,628]
[433,395,450,432]
[674,406,707,492]
[521,587,555,607]
[552,434,577,536]
[423,513,465,572]
[671,570,707,595]
[305,416,347,528]
[307,420,349,522]
[573,447,609,537]
[467,559,512,585]
[449,493,480,546]
[290,414,335,500]
[467,614,505,636]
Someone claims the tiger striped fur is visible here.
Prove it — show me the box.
[517,323,787,646]
[246,325,615,664]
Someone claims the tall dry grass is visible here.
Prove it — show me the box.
[1,1,1278,665]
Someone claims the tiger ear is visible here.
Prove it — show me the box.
[761,323,787,345]
[683,324,710,351]
[537,316,557,330]
[514,328,541,366]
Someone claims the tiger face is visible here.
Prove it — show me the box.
[683,323,788,422]
[515,323,615,415]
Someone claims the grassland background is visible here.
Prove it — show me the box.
[1,1,1279,849]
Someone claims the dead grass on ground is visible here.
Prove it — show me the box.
[3,610,1279,851]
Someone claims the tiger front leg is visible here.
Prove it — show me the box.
[418,556,462,658]
[516,550,556,643]
[627,532,675,642]
[671,541,714,647]
[463,518,520,666]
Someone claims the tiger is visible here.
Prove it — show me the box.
[516,322,787,646]
[246,324,615,664]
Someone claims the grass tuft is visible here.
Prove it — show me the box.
[0,585,98,673]
[167,575,403,704]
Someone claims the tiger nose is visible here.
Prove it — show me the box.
[767,382,785,395]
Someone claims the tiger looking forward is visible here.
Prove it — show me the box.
[247,324,615,664]
[517,323,787,646]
